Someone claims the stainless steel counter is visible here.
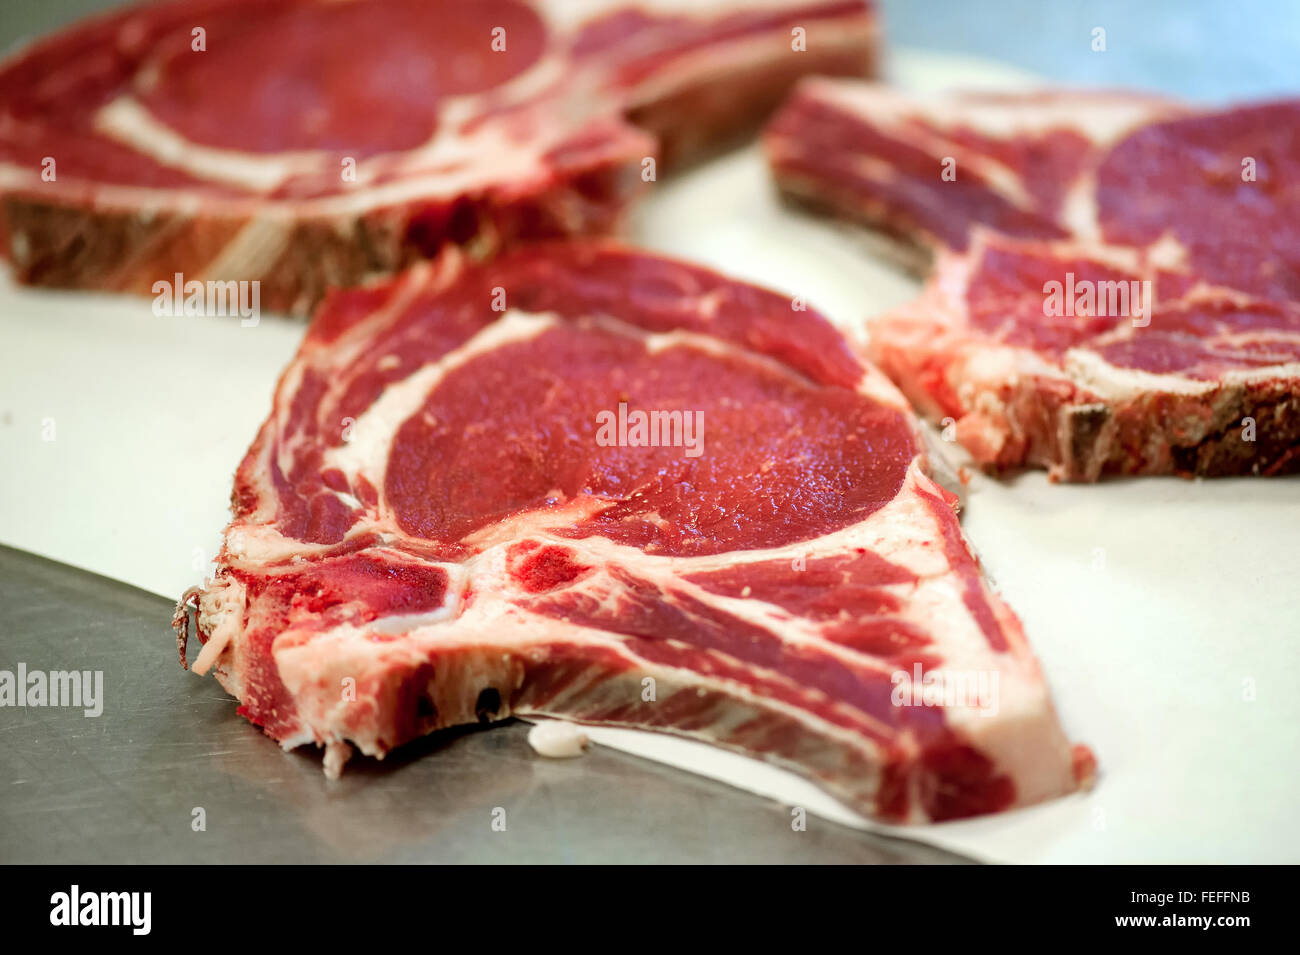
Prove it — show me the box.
[0,546,968,864]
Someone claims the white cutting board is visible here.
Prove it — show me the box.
[1,49,1296,863]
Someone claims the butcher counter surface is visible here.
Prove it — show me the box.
[0,545,968,864]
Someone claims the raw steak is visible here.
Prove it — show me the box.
[763,81,1300,478]
[0,0,877,315]
[869,233,1300,480]
[764,82,1182,267]
[175,242,1093,823]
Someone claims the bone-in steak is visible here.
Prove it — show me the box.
[0,0,877,314]
[177,242,1093,823]
[869,233,1300,479]
[763,82,1300,478]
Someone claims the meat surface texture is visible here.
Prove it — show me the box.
[180,242,1093,823]
[0,0,877,315]
[763,81,1300,479]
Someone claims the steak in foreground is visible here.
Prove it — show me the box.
[763,82,1300,478]
[0,0,877,315]
[176,242,1093,823]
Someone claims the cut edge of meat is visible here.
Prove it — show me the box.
[1,135,653,318]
